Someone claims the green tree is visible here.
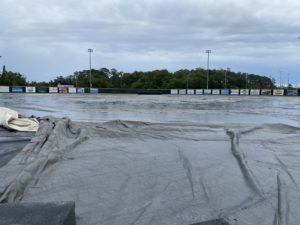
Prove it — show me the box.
[0,70,27,86]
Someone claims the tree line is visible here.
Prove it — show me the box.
[0,67,276,89]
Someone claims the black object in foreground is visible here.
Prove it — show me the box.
[0,202,75,225]
[190,219,231,225]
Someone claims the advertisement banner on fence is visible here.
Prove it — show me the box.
[203,89,211,95]
[250,89,260,95]
[212,89,220,95]
[187,89,194,95]
[220,89,229,95]
[230,89,239,95]
[68,87,76,93]
[77,88,85,93]
[49,87,58,93]
[0,86,10,93]
[179,89,186,95]
[90,88,98,93]
[240,89,249,95]
[58,87,68,94]
[36,87,49,93]
[260,89,272,95]
[286,89,298,96]
[273,89,284,96]
[195,89,203,95]
[170,89,178,95]
[11,86,24,93]
[25,87,36,93]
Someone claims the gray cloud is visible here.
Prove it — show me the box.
[0,0,300,84]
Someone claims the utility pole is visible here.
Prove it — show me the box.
[205,50,211,89]
[88,48,93,89]
[287,73,290,88]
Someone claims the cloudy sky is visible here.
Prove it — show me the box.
[0,0,300,85]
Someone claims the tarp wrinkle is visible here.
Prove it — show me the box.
[1,118,300,225]
[0,117,87,203]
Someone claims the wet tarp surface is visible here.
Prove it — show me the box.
[0,202,75,225]
[1,94,300,126]
[1,117,300,225]
[0,127,34,168]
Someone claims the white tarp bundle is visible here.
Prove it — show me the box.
[0,107,39,132]
[0,117,300,225]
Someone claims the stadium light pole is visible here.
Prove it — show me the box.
[279,70,282,87]
[0,56,2,75]
[225,67,230,88]
[205,50,211,89]
[88,48,93,89]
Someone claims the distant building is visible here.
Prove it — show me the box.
[57,79,74,88]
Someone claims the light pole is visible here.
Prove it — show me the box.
[224,67,230,88]
[205,50,211,89]
[186,74,189,90]
[287,73,290,88]
[74,72,78,87]
[0,56,2,75]
[279,70,282,87]
[88,48,93,89]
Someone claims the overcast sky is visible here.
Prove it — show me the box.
[0,0,300,85]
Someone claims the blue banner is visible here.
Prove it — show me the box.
[90,88,98,93]
[77,88,85,93]
[11,86,24,93]
[221,89,230,95]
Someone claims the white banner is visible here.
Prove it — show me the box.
[212,89,220,95]
[25,87,36,93]
[204,89,211,95]
[195,89,203,95]
[273,89,284,96]
[187,89,194,95]
[0,86,10,93]
[240,89,249,95]
[68,87,76,93]
[170,89,178,95]
[179,89,186,95]
[260,89,272,95]
[230,89,239,95]
[49,87,58,93]
[250,89,260,95]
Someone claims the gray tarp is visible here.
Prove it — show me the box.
[1,117,300,225]
[0,127,34,168]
